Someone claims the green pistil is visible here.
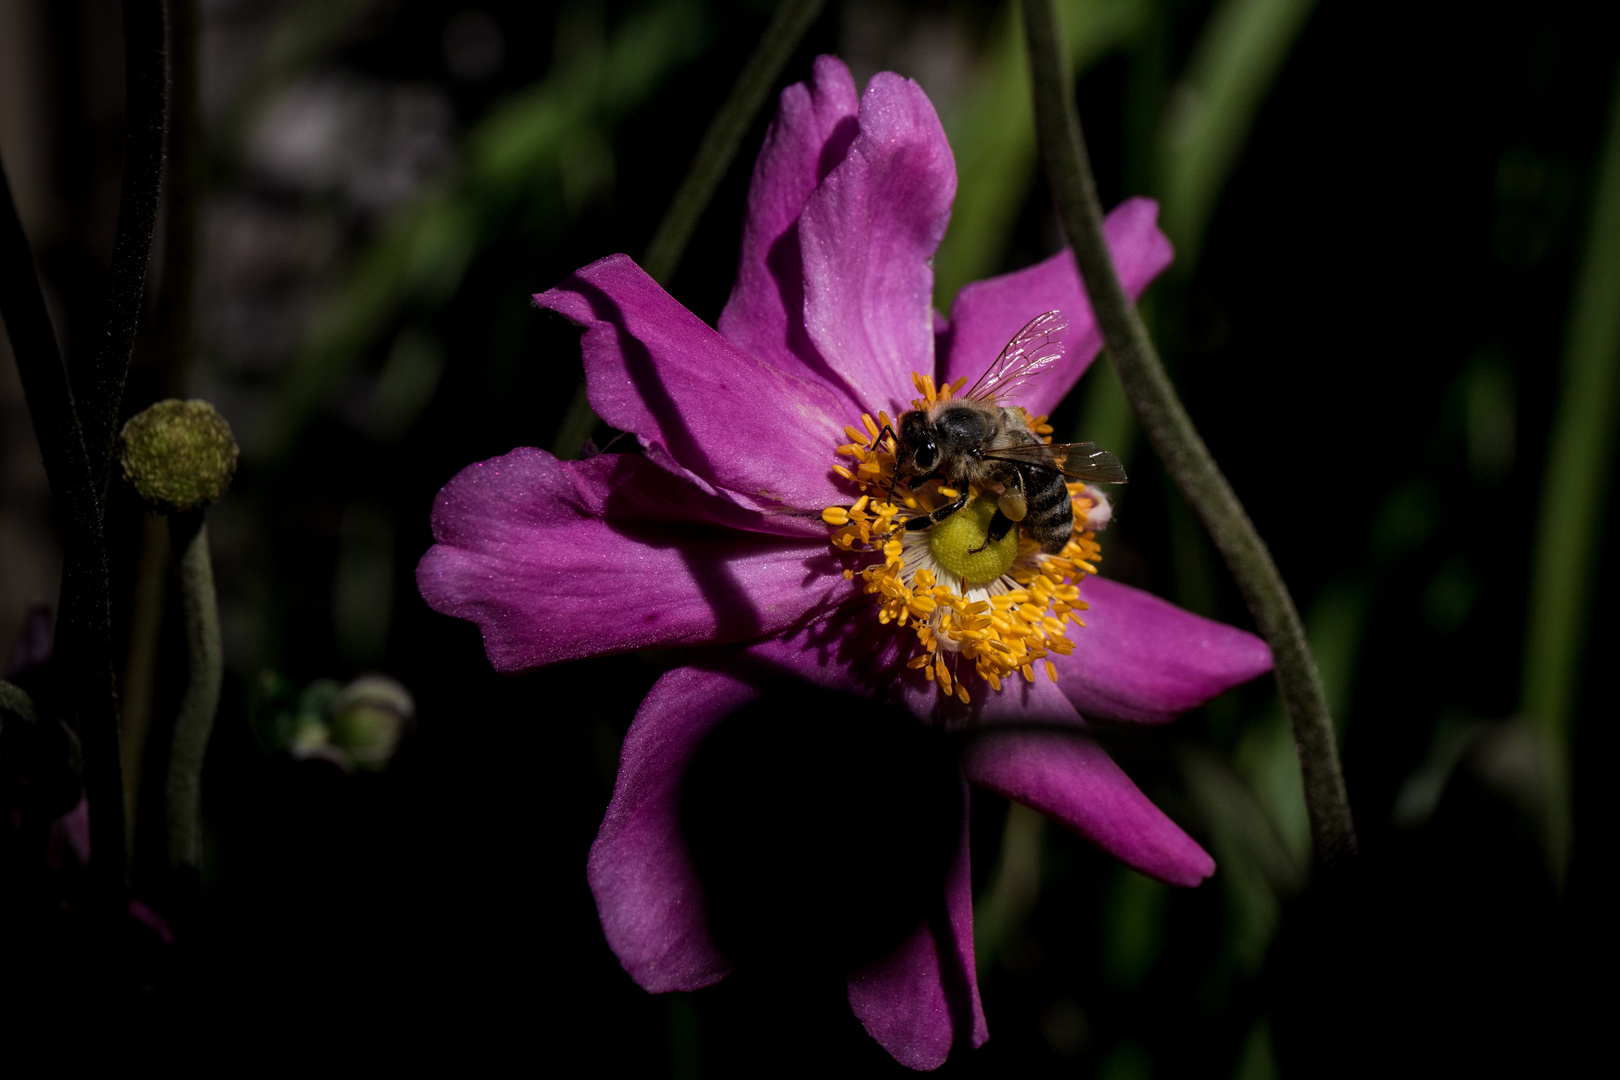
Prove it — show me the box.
[928,494,1021,586]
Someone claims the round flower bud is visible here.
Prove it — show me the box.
[328,675,414,772]
[118,399,239,514]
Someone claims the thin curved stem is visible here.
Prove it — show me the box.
[78,0,170,490]
[553,0,826,457]
[0,156,127,904]
[164,513,223,871]
[1021,0,1355,865]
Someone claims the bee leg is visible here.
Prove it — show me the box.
[998,471,1029,522]
[904,489,968,531]
[969,473,1026,553]
[968,509,1018,553]
[907,468,946,492]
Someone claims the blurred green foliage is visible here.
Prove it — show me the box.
[265,1,707,461]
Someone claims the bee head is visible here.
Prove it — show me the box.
[896,409,937,486]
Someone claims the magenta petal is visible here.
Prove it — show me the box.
[416,447,846,672]
[536,254,856,514]
[940,198,1173,417]
[588,666,756,992]
[719,55,860,378]
[847,774,987,1070]
[799,73,956,416]
[964,728,1215,887]
[1063,577,1273,724]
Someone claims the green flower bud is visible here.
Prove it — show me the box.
[118,399,239,514]
[328,675,414,772]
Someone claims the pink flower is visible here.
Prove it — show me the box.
[417,56,1271,1070]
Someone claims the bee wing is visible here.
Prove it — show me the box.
[979,441,1129,483]
[961,309,1068,403]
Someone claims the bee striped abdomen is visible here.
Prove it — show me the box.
[1022,465,1074,554]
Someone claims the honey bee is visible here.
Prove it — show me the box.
[876,310,1127,555]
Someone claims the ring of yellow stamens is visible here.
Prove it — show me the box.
[822,372,1105,704]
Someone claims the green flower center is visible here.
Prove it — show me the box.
[927,493,1021,587]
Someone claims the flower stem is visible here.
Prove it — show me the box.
[1521,64,1620,886]
[553,0,827,457]
[1021,0,1356,865]
[77,0,170,491]
[155,0,201,400]
[164,512,223,872]
[0,154,128,907]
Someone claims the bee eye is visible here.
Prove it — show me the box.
[914,440,938,470]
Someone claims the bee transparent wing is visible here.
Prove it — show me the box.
[962,310,1069,403]
[979,441,1128,483]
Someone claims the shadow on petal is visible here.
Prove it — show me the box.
[680,684,962,976]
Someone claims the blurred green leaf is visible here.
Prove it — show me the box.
[1522,65,1620,884]
[1180,747,1301,975]
[1391,712,1483,828]
[1232,1014,1279,1080]
[934,0,1148,311]
[1101,866,1169,991]
[1157,0,1319,266]
[973,800,1045,972]
[1098,1040,1154,1080]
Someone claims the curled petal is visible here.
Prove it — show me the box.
[940,198,1173,417]
[1061,577,1273,724]
[964,727,1215,887]
[799,73,956,416]
[536,255,856,514]
[847,773,987,1071]
[720,55,860,380]
[417,448,845,672]
[589,667,757,992]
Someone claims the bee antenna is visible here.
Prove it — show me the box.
[869,423,900,505]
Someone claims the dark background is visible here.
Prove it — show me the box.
[1,0,1614,1074]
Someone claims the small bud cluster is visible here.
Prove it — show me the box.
[118,399,239,514]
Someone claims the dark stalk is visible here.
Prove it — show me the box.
[1020,0,1356,865]
[553,0,827,456]
[154,0,199,398]
[77,0,170,490]
[0,158,127,903]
